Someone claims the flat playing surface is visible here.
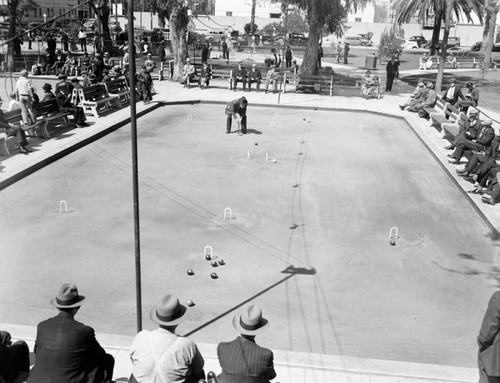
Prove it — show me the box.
[1,104,498,367]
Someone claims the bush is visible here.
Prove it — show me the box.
[378,27,402,61]
[244,22,258,35]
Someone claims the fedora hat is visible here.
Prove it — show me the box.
[42,83,52,91]
[50,283,85,308]
[482,119,493,126]
[232,304,269,335]
[150,294,187,326]
[469,108,478,115]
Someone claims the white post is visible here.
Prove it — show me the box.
[59,200,68,213]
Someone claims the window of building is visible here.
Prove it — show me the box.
[226,11,232,16]
[355,17,362,22]
[270,13,281,18]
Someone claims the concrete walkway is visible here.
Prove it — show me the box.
[1,60,499,382]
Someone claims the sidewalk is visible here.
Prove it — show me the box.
[1,57,499,382]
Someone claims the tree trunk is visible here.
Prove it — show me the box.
[481,11,491,53]
[250,0,256,30]
[7,0,19,72]
[430,15,442,56]
[435,1,453,93]
[170,9,188,81]
[299,1,322,76]
[483,4,499,74]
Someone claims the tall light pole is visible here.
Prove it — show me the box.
[127,0,142,333]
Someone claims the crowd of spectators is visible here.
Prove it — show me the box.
[0,285,276,383]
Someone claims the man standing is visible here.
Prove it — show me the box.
[129,293,205,383]
[478,291,500,383]
[225,97,248,134]
[285,46,293,68]
[317,43,323,69]
[385,56,399,92]
[78,28,87,52]
[15,69,37,126]
[336,42,343,63]
[217,305,276,383]
[222,39,229,60]
[343,42,350,64]
[201,44,210,64]
[28,283,114,383]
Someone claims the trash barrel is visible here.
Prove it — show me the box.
[365,55,377,70]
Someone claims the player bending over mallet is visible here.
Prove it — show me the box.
[225,96,248,134]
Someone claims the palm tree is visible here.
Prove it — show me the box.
[394,0,483,91]
[286,0,369,76]
[150,0,190,80]
[482,0,500,74]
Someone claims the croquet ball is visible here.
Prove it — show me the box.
[390,240,396,246]
[211,261,218,267]
[254,143,258,146]
[187,299,195,307]
[207,372,216,380]
[210,272,218,279]
[272,159,278,163]
[218,259,225,265]
[205,254,211,260]
[187,269,194,276]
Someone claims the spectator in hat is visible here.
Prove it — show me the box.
[455,81,480,113]
[129,293,205,383]
[0,99,31,154]
[290,59,299,74]
[15,69,37,126]
[217,304,276,383]
[92,53,104,81]
[181,57,196,88]
[103,52,115,70]
[399,80,426,111]
[51,50,66,76]
[233,62,248,91]
[447,119,495,164]
[385,55,399,92]
[78,28,87,52]
[248,64,262,92]
[62,52,77,76]
[137,65,153,104]
[444,108,481,150]
[55,74,74,108]
[42,83,56,101]
[61,77,88,128]
[225,96,248,134]
[81,52,92,74]
[0,330,30,383]
[27,283,114,383]
[42,50,56,75]
[264,65,280,94]
[442,77,464,106]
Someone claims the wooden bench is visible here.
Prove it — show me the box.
[33,98,71,138]
[430,102,460,137]
[211,68,233,89]
[419,56,439,70]
[283,74,334,96]
[440,105,464,138]
[457,57,479,68]
[105,77,132,105]
[78,84,121,118]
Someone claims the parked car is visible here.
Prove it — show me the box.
[402,40,419,50]
[424,37,460,50]
[408,35,427,47]
[359,33,373,46]
[471,41,500,52]
[344,35,363,46]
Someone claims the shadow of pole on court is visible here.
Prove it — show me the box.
[183,265,316,337]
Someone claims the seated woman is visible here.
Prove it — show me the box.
[360,70,373,96]
[367,74,381,99]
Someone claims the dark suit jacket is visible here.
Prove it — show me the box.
[28,312,108,383]
[477,126,495,147]
[217,336,276,383]
[479,291,500,375]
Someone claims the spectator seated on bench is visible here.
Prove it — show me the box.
[78,82,121,118]
[360,70,373,96]
[360,71,381,99]
[419,56,438,70]
[181,58,196,88]
[137,66,153,104]
[441,77,464,110]
[400,80,426,111]
[0,330,30,383]
[447,53,458,69]
[247,64,262,92]
[409,81,436,113]
[420,94,446,120]
[196,63,212,89]
[447,119,495,164]
[233,62,248,91]
[80,52,92,74]
[264,65,280,93]
[455,81,479,113]
[61,78,88,128]
[62,53,77,76]
[34,97,73,136]
[50,50,65,76]
[42,51,56,75]
[0,100,31,156]
[443,108,481,150]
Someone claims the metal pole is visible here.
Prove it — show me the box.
[127,0,142,333]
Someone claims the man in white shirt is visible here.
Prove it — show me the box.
[15,69,37,125]
[129,293,205,383]
[78,28,87,52]
[144,53,156,73]
[181,58,196,88]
